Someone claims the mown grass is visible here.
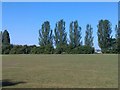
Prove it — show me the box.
[2,54,118,88]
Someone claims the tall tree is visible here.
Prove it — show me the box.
[38,21,53,54]
[97,20,112,53]
[69,20,82,48]
[2,30,10,45]
[0,31,2,42]
[115,25,118,50]
[54,19,67,53]
[2,30,11,54]
[118,21,120,53]
[0,31,2,54]
[115,25,118,39]
[85,24,93,47]
[115,21,120,53]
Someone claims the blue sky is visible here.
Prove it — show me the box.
[2,2,118,49]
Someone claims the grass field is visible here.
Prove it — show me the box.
[2,54,118,88]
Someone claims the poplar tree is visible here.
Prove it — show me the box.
[85,24,93,47]
[97,20,112,53]
[39,21,54,54]
[69,20,82,48]
[54,19,67,54]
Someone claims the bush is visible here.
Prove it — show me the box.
[2,44,13,54]
[71,46,94,54]
[30,47,39,54]
[3,44,95,54]
[44,45,54,54]
[55,45,67,54]
[9,45,24,54]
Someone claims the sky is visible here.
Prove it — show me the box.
[2,2,118,49]
[1,0,119,2]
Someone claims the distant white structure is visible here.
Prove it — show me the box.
[95,49,102,54]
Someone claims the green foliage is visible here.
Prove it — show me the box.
[85,24,93,47]
[55,44,67,54]
[0,31,2,54]
[2,44,13,54]
[104,21,120,54]
[42,45,54,54]
[108,38,117,53]
[2,30,11,54]
[69,21,82,47]
[10,45,25,54]
[30,45,54,54]
[2,30,10,45]
[116,21,120,53]
[72,46,94,54]
[54,19,67,54]
[97,20,112,53]
[66,45,74,54]
[2,19,120,54]
[39,21,53,46]
[30,46,41,54]
[38,21,54,54]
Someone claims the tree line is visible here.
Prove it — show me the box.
[1,19,120,54]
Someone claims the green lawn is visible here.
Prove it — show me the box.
[2,54,118,88]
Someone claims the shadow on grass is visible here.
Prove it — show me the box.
[1,79,26,87]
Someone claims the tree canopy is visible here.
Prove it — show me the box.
[1,19,119,54]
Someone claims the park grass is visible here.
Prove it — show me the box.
[2,54,118,88]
